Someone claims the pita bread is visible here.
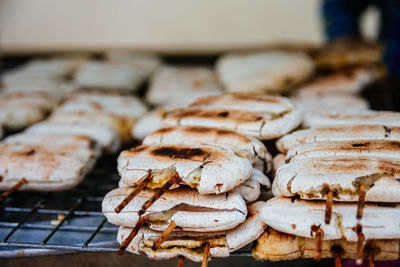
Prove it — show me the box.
[287,140,400,163]
[59,91,147,120]
[314,40,382,70]
[260,197,400,241]
[303,110,400,129]
[0,103,48,131]
[0,144,95,191]
[293,66,377,95]
[216,51,314,94]
[253,228,399,261]
[105,52,161,74]
[118,168,269,204]
[26,122,120,153]
[143,126,271,173]
[276,125,400,153]
[4,133,100,155]
[49,111,131,143]
[164,94,302,140]
[290,91,369,113]
[118,144,253,194]
[146,66,222,106]
[116,201,266,261]
[102,187,247,231]
[273,156,400,202]
[3,58,78,83]
[2,78,71,100]
[74,61,147,91]
[131,108,172,141]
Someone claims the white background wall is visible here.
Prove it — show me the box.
[0,0,378,54]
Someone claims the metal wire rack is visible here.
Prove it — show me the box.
[0,155,120,254]
[0,154,252,257]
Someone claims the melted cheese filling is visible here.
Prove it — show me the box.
[140,236,227,255]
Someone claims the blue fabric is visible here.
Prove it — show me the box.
[321,0,400,78]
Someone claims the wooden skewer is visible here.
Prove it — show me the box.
[356,185,366,220]
[355,224,365,265]
[178,256,184,267]
[152,221,177,250]
[331,245,344,267]
[118,171,181,255]
[311,225,324,261]
[325,190,334,224]
[0,178,28,202]
[367,254,374,267]
[117,216,147,255]
[138,172,181,216]
[335,255,342,267]
[114,171,153,213]
[201,242,210,267]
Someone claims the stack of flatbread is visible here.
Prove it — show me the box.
[290,66,376,114]
[253,110,400,264]
[290,40,382,115]
[0,58,83,132]
[132,65,222,140]
[101,93,309,263]
[102,125,274,262]
[163,94,302,140]
[216,51,315,94]
[0,88,149,191]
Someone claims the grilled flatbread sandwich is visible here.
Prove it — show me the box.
[303,110,400,128]
[164,94,302,140]
[216,51,314,94]
[116,201,266,261]
[0,143,96,191]
[118,144,253,194]
[253,228,400,261]
[26,122,120,153]
[143,126,272,173]
[103,187,247,232]
[260,197,400,241]
[276,125,400,153]
[146,66,221,106]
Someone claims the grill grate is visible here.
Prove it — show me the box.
[0,154,251,257]
[0,155,120,254]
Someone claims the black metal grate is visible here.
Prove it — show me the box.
[0,154,251,257]
[0,155,120,254]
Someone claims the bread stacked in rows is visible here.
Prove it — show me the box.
[0,89,148,191]
[253,110,400,263]
[102,94,303,263]
[0,58,83,134]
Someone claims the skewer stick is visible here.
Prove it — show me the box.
[201,242,210,267]
[335,255,342,267]
[115,171,153,213]
[311,225,324,261]
[331,245,344,267]
[117,216,147,255]
[178,256,184,267]
[356,224,365,265]
[325,190,334,224]
[152,221,177,249]
[367,254,374,267]
[0,178,28,202]
[138,172,181,216]
[118,171,181,255]
[357,185,366,220]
